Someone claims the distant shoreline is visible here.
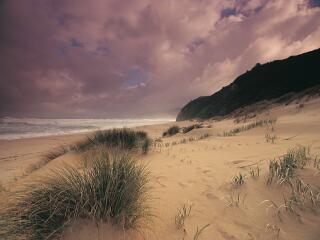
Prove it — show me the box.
[0,118,175,141]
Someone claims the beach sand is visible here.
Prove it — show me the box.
[1,97,320,240]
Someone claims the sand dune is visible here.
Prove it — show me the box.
[1,98,320,240]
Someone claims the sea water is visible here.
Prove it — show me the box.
[0,117,174,140]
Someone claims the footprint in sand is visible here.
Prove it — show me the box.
[178,182,187,187]
[217,228,239,240]
[205,192,218,200]
[231,160,247,165]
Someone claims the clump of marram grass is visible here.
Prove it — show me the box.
[73,128,151,154]
[0,149,149,240]
[267,146,311,185]
[162,125,180,137]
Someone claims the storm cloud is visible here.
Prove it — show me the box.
[0,0,319,118]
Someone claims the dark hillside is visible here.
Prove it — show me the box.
[177,48,320,121]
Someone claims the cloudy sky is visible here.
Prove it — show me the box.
[1,0,319,118]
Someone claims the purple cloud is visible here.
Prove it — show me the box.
[0,0,319,118]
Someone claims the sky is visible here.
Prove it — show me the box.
[0,0,319,118]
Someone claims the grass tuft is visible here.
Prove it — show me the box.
[225,193,247,208]
[0,149,149,240]
[249,165,261,179]
[267,146,311,185]
[223,118,276,137]
[24,146,70,175]
[182,124,203,134]
[73,128,151,154]
[162,125,180,137]
[43,146,70,162]
[232,173,246,186]
[174,204,192,230]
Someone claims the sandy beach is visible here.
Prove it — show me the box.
[1,97,320,240]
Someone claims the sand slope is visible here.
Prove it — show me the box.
[1,98,320,240]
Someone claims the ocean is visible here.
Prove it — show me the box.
[0,117,174,140]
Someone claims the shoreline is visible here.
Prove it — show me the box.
[0,120,176,143]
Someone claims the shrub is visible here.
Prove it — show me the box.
[0,149,149,240]
[73,128,151,154]
[162,125,180,137]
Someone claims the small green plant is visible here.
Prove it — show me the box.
[267,146,311,185]
[174,204,192,230]
[163,125,180,137]
[232,173,245,186]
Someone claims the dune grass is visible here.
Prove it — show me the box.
[73,128,151,154]
[162,125,180,137]
[43,146,70,162]
[24,146,70,175]
[223,118,276,137]
[225,193,247,208]
[182,124,203,134]
[232,173,246,186]
[249,165,261,179]
[174,204,192,230]
[0,149,149,240]
[267,146,310,185]
[193,224,210,240]
[0,182,5,192]
[261,146,320,222]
